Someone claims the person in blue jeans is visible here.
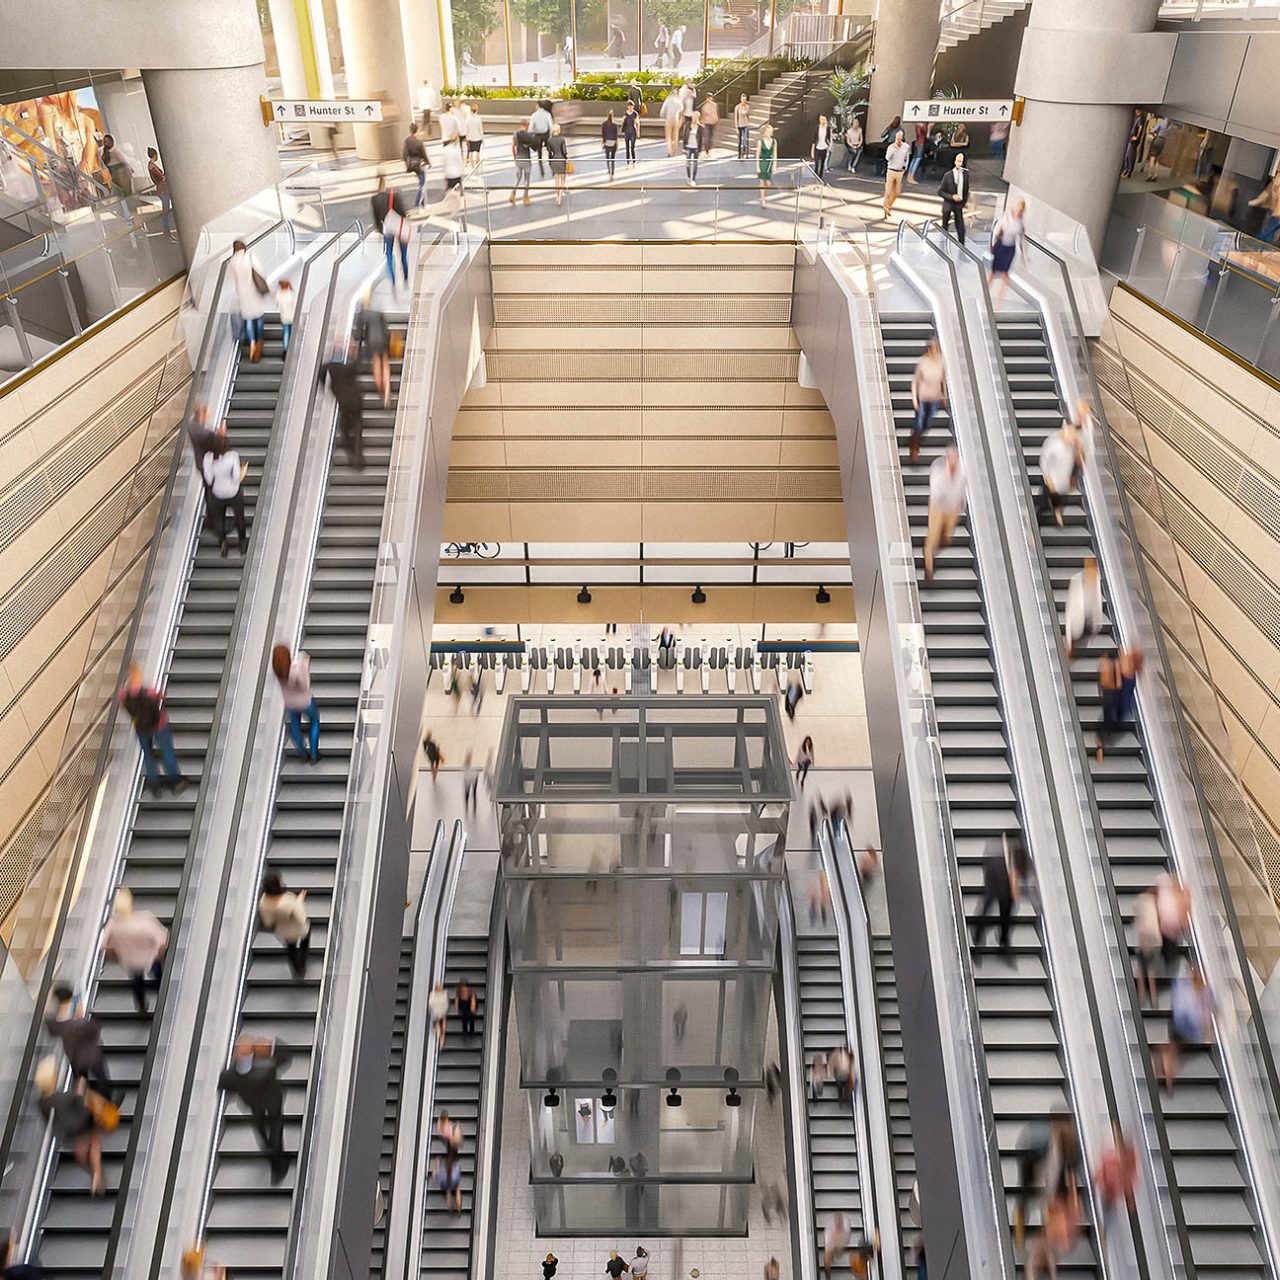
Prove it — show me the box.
[371,176,411,286]
[119,664,186,792]
[272,644,321,763]
[1248,174,1280,243]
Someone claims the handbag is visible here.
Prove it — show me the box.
[251,267,270,296]
[85,1089,121,1133]
[639,102,649,117]
[566,159,576,175]
[389,330,405,360]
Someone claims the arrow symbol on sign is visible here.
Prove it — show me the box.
[365,104,375,116]
[276,104,287,117]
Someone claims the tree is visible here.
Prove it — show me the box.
[452,0,503,59]
[646,0,702,30]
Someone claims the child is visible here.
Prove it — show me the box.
[276,278,296,352]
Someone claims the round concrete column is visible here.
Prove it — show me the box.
[333,0,414,160]
[867,0,940,138]
[143,63,283,265]
[403,0,452,105]
[1005,0,1172,254]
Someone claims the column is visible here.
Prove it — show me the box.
[403,0,452,104]
[142,63,282,265]
[866,0,939,139]
[333,0,414,159]
[267,0,337,146]
[1004,0,1175,254]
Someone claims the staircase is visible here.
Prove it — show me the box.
[712,70,810,152]
[938,0,1031,51]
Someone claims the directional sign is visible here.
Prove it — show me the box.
[260,97,383,126]
[902,98,1014,124]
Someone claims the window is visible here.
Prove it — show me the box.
[680,891,728,956]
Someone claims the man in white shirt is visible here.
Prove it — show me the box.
[660,89,683,157]
[925,446,966,580]
[1065,557,1104,659]
[416,79,442,135]
[883,129,910,218]
[438,100,460,145]
[530,100,554,175]
[1035,421,1082,526]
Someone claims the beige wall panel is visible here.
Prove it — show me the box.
[448,440,508,468]
[641,268,792,295]
[498,409,644,437]
[774,502,847,541]
[508,502,644,541]
[0,426,39,480]
[641,325,798,351]
[490,325,631,351]
[492,269,630,295]
[461,381,502,408]
[1222,507,1280,587]
[640,585,759,620]
[642,409,783,435]
[1262,389,1280,437]
[505,440,644,469]
[1246,417,1280,476]
[783,409,837,437]
[0,704,34,777]
[451,409,506,437]
[1177,378,1260,453]
[640,438,782,468]
[442,503,513,541]
[1220,702,1259,780]
[639,243,795,268]
[780,439,840,468]
[1197,625,1275,733]
[641,502,774,541]
[1115,329,1186,399]
[18,614,98,732]
[432,587,532,625]
[0,512,68,600]
[1173,547,1213,615]
[0,748,53,845]
[492,244,644,269]
[3,585,96,697]
[1195,574,1279,688]
[33,704,74,777]
[642,380,787,407]
[499,382,626,409]
[784,383,827,407]
[1240,742,1280,831]
[1144,435,1228,526]
[1204,351,1274,419]
[524,588,638,624]
[1259,703,1280,761]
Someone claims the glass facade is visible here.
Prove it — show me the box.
[497,697,791,1235]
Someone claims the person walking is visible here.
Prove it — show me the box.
[757,123,777,205]
[543,1255,559,1280]
[811,114,832,180]
[876,114,902,175]
[1155,867,1192,967]
[602,110,620,180]
[547,125,570,206]
[1096,644,1143,762]
[146,146,174,239]
[358,293,392,407]
[1143,116,1169,181]
[272,644,320,763]
[1159,964,1216,1093]
[119,662,186,793]
[465,104,485,169]
[684,110,703,185]
[844,117,863,173]
[700,95,719,154]
[823,1212,850,1280]
[882,129,910,218]
[417,78,443,135]
[631,1246,649,1280]
[678,80,696,146]
[907,120,928,183]
[1122,109,1143,179]
[202,428,248,557]
[275,277,296,352]
[228,239,269,362]
[764,1258,780,1280]
[670,24,685,68]
[463,749,480,810]
[429,981,450,1048]
[371,176,411,287]
[735,93,752,160]
[218,1034,293,1183]
[795,735,814,787]
[1093,1124,1139,1266]
[1064,557,1104,660]
[259,870,311,980]
[988,198,1027,308]
[402,122,430,206]
[1034,418,1082,526]
[1133,885,1162,1007]
[605,1250,630,1279]
[512,119,536,204]
[923,447,966,580]
[909,336,946,464]
[423,730,443,780]
[101,886,168,1016]
[1249,172,1280,244]
[530,99,555,176]
[653,21,670,68]
[319,338,365,471]
[971,832,1027,959]
[989,118,1010,162]
[938,152,969,245]
[622,102,640,166]
[661,87,683,157]
[456,977,478,1036]
[33,1056,104,1196]
[45,984,114,1098]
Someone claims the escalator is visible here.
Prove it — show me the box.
[202,316,406,1274]
[28,320,285,1280]
[371,936,415,1278]
[419,935,489,1280]
[993,312,1269,1277]
[796,932,864,1258]
[880,311,1098,1276]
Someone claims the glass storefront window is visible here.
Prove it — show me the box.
[508,0,576,86]
[452,0,509,86]
[575,0,640,74]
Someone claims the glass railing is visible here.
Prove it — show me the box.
[813,225,1013,1279]
[928,221,1191,1279]
[1158,0,1279,18]
[1022,231,1280,1270]
[1100,190,1280,380]
[458,159,830,242]
[0,215,298,1261]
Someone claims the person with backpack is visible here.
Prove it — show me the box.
[119,663,186,792]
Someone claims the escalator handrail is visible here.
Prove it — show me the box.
[141,220,370,1277]
[1022,231,1280,1274]
[0,216,289,1249]
[778,875,821,1280]
[821,819,903,1280]
[386,819,468,1280]
[927,222,1187,1280]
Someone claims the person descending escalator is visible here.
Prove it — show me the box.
[201,426,249,558]
[258,871,312,981]
[1064,557,1104,660]
[971,831,1029,961]
[218,1034,293,1185]
[119,662,187,793]
[44,985,116,1101]
[1093,1123,1139,1267]
[100,886,168,1016]
[1012,1107,1080,1250]
[319,339,366,472]
[272,644,321,764]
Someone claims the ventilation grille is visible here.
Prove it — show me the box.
[494,295,793,325]
[447,468,841,502]
[484,350,801,382]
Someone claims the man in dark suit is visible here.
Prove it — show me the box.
[218,1034,293,1184]
[939,151,971,245]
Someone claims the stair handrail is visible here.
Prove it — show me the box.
[821,817,903,1279]
[1018,230,1280,1277]
[0,115,113,202]
[383,819,467,1280]
[927,219,1193,1280]
[817,226,1013,1279]
[0,215,291,1264]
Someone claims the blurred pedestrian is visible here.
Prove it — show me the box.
[202,427,248,557]
[530,99,555,175]
[811,114,832,180]
[1093,1124,1139,1265]
[623,102,640,166]
[402,121,430,207]
[434,1149,462,1212]
[631,1246,650,1279]
[272,644,320,764]
[684,110,703,185]
[371,175,411,287]
[147,146,174,240]
[465,103,485,168]
[844,116,863,173]
[988,198,1027,309]
[1160,964,1215,1093]
[543,1255,559,1280]
[1096,645,1143,762]
[938,152,969,244]
[1026,1187,1080,1280]
[823,1211,849,1280]
[809,868,832,925]
[909,336,946,464]
[0,1231,44,1278]
[924,447,966,580]
[1154,868,1192,966]
[757,123,776,205]
[33,1056,103,1196]
[180,1243,227,1279]
[511,119,535,205]
[809,1052,829,1100]
[463,750,480,810]
[784,670,804,719]
[1134,885,1162,1006]
[849,1235,880,1277]
[456,977,478,1036]
[358,291,391,408]
[764,1258,780,1280]
[547,125,570,206]
[1013,1108,1079,1248]
[1064,557,1104,660]
[795,735,815,787]
[228,239,269,362]
[735,93,752,160]
[1035,420,1083,527]
[417,78,442,135]
[829,1045,856,1104]
[700,95,719,154]
[972,832,1028,959]
[259,870,311,980]
[429,980,450,1048]
[45,984,114,1099]
[319,338,365,471]
[101,886,168,1015]
[602,110,620,179]
[218,1034,292,1184]
[856,845,880,883]
[119,662,186,793]
[423,731,443,780]
[275,276,297,352]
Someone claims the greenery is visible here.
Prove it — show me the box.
[644,0,703,31]
[825,67,867,133]
[451,0,503,61]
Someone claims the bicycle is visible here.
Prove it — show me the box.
[444,541,501,559]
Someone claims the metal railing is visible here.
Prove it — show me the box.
[1157,0,1280,18]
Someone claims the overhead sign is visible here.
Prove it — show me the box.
[902,98,1014,123]
[260,97,383,126]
